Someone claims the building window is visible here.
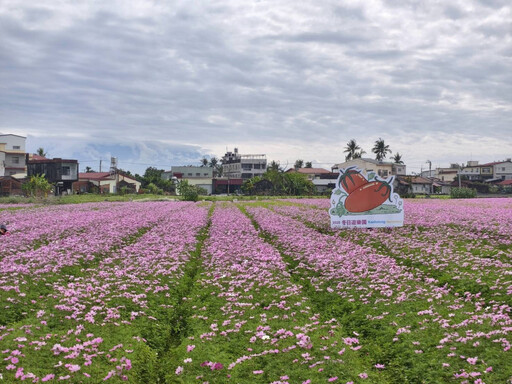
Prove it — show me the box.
[502,167,506,171]
[196,173,200,176]
[253,164,261,169]
[12,157,19,164]
[188,173,192,176]
[204,173,209,176]
[62,166,71,176]
[242,164,252,170]
[13,146,20,150]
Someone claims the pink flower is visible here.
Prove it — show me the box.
[467,357,477,365]
[358,373,368,379]
[66,364,81,372]
[187,345,196,352]
[253,370,264,374]
[329,377,338,382]
[375,364,385,369]
[175,366,184,375]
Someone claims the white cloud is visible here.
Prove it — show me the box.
[1,0,510,175]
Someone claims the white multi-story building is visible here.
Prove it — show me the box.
[0,134,26,176]
[163,166,213,194]
[221,148,267,180]
[460,161,481,181]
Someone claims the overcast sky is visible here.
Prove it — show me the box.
[1,0,511,174]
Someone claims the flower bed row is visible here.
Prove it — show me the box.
[169,203,375,383]
[0,202,210,382]
[246,202,512,383]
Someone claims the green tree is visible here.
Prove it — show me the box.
[22,174,53,198]
[372,138,391,161]
[209,156,223,177]
[208,157,218,168]
[268,160,282,172]
[392,152,404,164]
[142,167,164,187]
[200,157,209,167]
[283,172,315,195]
[294,159,304,170]
[84,166,96,173]
[36,147,47,157]
[305,161,313,168]
[344,139,361,161]
[177,180,201,201]
[353,150,366,159]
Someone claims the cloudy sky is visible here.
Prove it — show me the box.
[1,0,511,174]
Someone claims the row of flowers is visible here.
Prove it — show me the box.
[247,202,510,383]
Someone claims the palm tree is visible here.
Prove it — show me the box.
[372,138,391,161]
[208,157,218,168]
[344,139,361,161]
[353,150,366,159]
[392,152,404,164]
[200,157,208,167]
[36,147,47,157]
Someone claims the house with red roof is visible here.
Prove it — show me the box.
[74,172,141,194]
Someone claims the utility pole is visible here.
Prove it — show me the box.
[99,159,102,172]
[426,160,432,194]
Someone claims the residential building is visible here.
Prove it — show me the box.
[478,163,494,181]
[26,156,79,195]
[460,161,481,181]
[74,172,140,194]
[0,134,26,176]
[285,167,331,180]
[332,158,406,178]
[212,177,243,194]
[221,148,267,180]
[163,166,213,194]
[491,159,512,181]
[0,176,23,196]
[286,167,335,194]
[419,170,436,178]
[435,166,459,182]
[396,176,433,194]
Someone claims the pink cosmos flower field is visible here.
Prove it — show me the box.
[0,198,510,383]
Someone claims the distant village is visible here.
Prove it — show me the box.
[1,133,511,197]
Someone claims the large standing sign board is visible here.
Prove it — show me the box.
[330,167,404,228]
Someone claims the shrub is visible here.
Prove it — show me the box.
[450,187,477,199]
[177,180,202,201]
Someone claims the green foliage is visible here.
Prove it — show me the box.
[242,170,315,196]
[294,159,304,169]
[22,174,53,197]
[133,343,159,383]
[177,180,206,201]
[450,187,477,198]
[140,167,174,193]
[36,147,47,157]
[146,182,163,195]
[372,137,392,161]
